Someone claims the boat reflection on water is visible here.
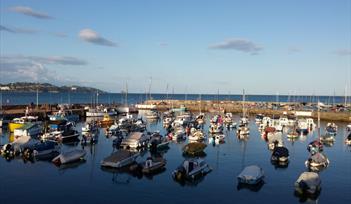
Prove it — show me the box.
[271,159,289,169]
[294,188,321,203]
[237,180,265,192]
[101,164,143,183]
[57,159,86,171]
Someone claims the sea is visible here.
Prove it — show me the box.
[0,114,351,203]
[0,92,350,105]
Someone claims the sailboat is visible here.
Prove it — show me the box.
[237,90,250,138]
[306,102,329,171]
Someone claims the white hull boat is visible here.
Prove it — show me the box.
[52,149,86,165]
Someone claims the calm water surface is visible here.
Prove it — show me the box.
[0,115,350,204]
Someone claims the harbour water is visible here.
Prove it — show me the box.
[0,92,349,105]
[0,114,350,204]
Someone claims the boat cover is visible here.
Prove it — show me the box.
[296,172,321,188]
[272,146,289,157]
[309,152,328,163]
[238,165,264,180]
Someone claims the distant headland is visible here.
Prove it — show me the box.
[0,82,105,93]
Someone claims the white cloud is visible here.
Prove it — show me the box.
[9,6,53,19]
[209,38,263,55]
[79,29,117,47]
[0,55,88,83]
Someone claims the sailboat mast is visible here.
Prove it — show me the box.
[242,89,246,118]
[36,84,39,110]
[317,100,320,139]
[125,82,128,105]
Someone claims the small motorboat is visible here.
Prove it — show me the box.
[22,140,60,159]
[183,142,207,156]
[295,172,321,195]
[101,150,139,168]
[172,158,211,180]
[148,133,170,152]
[307,140,323,154]
[52,149,86,165]
[236,124,250,138]
[188,130,205,142]
[305,152,329,171]
[271,146,289,163]
[141,157,167,174]
[345,132,351,145]
[320,134,335,144]
[325,122,337,136]
[237,165,264,185]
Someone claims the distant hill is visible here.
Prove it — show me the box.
[0,82,106,93]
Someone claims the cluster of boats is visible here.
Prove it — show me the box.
[1,103,351,195]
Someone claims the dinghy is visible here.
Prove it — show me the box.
[52,149,86,165]
[237,165,264,185]
[141,157,167,174]
[295,172,321,195]
[101,150,139,168]
[172,158,211,180]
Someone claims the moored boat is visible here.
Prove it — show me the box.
[52,149,86,165]
[237,165,264,185]
[101,150,139,168]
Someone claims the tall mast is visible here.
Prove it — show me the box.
[36,84,39,109]
[317,100,320,139]
[125,82,128,105]
[242,89,246,118]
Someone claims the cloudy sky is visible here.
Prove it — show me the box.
[0,0,350,95]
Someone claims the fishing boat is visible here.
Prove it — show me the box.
[140,157,167,174]
[237,165,264,185]
[172,158,211,180]
[49,110,79,122]
[101,150,139,168]
[14,123,42,138]
[295,172,321,195]
[41,130,63,140]
[52,149,86,165]
[8,116,38,132]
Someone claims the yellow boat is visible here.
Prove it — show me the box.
[99,114,114,128]
[8,116,38,132]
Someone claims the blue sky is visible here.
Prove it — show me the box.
[0,0,350,95]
